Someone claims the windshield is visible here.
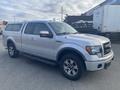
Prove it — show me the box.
[49,22,78,35]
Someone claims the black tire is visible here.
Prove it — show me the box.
[59,53,85,81]
[7,42,19,58]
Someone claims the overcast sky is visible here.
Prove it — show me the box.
[0,0,105,21]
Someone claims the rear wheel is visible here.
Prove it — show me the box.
[7,43,19,58]
[59,53,85,81]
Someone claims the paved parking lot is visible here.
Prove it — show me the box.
[0,36,120,90]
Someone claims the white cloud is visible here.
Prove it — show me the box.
[0,0,105,21]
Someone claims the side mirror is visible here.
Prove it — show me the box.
[39,31,53,38]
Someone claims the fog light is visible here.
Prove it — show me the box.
[98,64,102,68]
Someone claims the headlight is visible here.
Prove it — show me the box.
[86,46,103,57]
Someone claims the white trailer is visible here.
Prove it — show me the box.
[93,5,120,33]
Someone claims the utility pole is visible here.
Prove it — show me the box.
[13,16,16,23]
[61,6,64,22]
[53,18,56,22]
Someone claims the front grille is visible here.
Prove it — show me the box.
[103,42,111,55]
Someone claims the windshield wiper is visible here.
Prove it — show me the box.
[57,32,79,35]
[57,32,71,35]
[72,32,79,34]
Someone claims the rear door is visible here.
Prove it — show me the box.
[21,22,35,54]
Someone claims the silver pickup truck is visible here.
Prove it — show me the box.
[2,21,114,80]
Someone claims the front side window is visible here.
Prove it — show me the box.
[24,22,51,35]
[33,23,50,35]
[49,22,78,35]
[5,24,22,32]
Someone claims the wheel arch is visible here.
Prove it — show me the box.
[7,39,16,47]
[57,47,87,70]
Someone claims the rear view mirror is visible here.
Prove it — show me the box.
[39,31,53,38]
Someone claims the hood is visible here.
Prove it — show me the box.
[57,34,110,46]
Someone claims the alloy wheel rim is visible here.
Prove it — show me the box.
[63,59,78,76]
[8,46,14,56]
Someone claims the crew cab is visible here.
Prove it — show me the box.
[2,21,114,80]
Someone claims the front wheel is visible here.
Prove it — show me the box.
[59,53,85,81]
[7,43,19,58]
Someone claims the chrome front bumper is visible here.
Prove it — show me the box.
[85,52,114,71]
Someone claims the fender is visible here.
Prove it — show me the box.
[56,44,89,61]
[7,37,16,47]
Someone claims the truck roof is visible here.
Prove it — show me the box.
[7,20,58,25]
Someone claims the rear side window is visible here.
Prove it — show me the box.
[24,23,35,34]
[5,24,22,32]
